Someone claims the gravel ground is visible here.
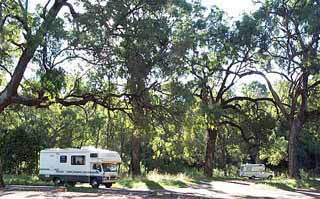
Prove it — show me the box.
[1,181,320,199]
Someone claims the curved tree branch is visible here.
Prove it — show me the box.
[231,70,290,119]
[0,0,77,112]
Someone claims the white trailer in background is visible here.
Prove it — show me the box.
[239,164,273,179]
[39,146,121,188]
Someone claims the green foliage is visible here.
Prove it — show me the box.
[1,126,44,174]
[242,81,268,98]
[1,0,320,183]
[39,68,66,97]
[260,133,288,165]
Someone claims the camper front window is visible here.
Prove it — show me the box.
[102,163,117,172]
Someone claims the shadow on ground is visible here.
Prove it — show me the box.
[4,178,320,199]
[116,178,188,190]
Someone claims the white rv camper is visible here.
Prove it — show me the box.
[239,164,273,179]
[39,147,121,188]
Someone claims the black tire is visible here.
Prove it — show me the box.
[53,177,63,186]
[91,178,99,189]
[267,175,273,180]
[105,183,112,188]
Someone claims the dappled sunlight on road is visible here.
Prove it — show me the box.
[2,180,320,199]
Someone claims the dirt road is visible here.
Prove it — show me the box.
[1,180,320,199]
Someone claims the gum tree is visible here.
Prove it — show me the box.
[250,0,320,178]
[184,5,276,177]
[73,0,192,176]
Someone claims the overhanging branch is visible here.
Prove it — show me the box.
[230,70,290,119]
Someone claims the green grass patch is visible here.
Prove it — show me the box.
[4,175,53,186]
[160,179,188,188]
[114,171,190,190]
[114,177,147,189]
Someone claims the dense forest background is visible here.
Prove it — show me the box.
[0,0,320,188]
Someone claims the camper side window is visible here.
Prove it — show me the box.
[90,153,98,158]
[71,155,85,165]
[60,155,67,163]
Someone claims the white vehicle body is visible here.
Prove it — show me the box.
[39,146,121,187]
[239,164,273,179]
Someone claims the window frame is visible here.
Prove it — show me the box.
[90,153,98,158]
[60,155,67,163]
[71,155,86,165]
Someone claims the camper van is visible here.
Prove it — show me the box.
[239,164,273,179]
[39,146,121,188]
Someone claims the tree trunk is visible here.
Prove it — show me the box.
[218,132,227,176]
[127,76,148,177]
[131,133,141,177]
[0,158,5,189]
[204,128,218,177]
[255,147,261,164]
[129,103,144,177]
[288,118,303,178]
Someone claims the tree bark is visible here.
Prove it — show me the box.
[131,133,141,177]
[288,118,302,178]
[127,74,149,177]
[204,127,218,177]
[288,71,308,178]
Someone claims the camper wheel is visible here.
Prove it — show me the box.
[267,175,273,180]
[104,183,112,188]
[53,177,63,186]
[90,178,100,188]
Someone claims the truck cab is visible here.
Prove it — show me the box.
[91,162,119,188]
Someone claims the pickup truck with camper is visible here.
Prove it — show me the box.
[239,163,273,179]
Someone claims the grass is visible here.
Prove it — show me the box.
[114,171,189,190]
[4,174,53,186]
